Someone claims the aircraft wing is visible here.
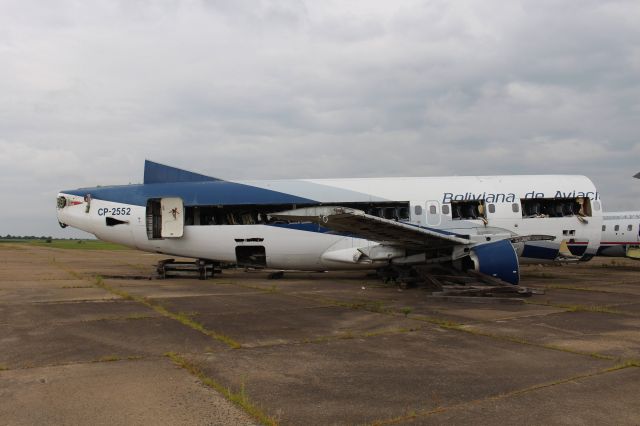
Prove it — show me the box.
[269,206,470,250]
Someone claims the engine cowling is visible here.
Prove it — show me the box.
[469,239,520,285]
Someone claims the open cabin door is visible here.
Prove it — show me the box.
[161,197,184,238]
[146,198,184,239]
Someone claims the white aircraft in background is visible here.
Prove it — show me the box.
[599,212,640,258]
[56,161,604,285]
[598,173,640,259]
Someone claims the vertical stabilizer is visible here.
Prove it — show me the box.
[143,160,223,184]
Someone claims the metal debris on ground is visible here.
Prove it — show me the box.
[395,265,541,301]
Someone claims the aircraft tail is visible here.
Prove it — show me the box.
[143,160,223,184]
[634,172,640,179]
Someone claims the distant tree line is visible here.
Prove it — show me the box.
[3,235,55,240]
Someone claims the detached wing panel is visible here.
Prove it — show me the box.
[270,206,470,249]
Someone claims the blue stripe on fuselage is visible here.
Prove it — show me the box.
[63,181,317,206]
[522,244,559,260]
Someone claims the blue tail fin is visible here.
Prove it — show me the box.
[143,160,223,184]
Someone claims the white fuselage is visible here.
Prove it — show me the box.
[57,174,603,270]
[599,211,640,257]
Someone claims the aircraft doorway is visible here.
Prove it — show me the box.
[426,201,441,226]
[146,198,184,239]
[235,246,267,267]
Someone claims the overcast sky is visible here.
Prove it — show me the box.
[1,0,639,238]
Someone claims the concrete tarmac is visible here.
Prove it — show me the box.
[1,244,639,425]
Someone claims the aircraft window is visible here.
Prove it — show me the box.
[512,203,519,213]
[383,208,397,220]
[602,225,606,232]
[451,200,486,221]
[397,207,410,220]
[442,205,450,215]
[520,197,591,219]
[628,224,633,231]
[488,204,496,214]
[615,225,620,231]
[184,202,411,226]
[415,205,422,216]
[429,205,437,214]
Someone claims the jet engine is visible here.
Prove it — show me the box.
[465,239,520,285]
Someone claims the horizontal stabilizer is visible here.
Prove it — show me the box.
[144,160,223,184]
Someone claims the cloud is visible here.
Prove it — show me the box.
[0,0,639,236]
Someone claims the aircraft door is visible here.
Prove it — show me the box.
[426,201,441,226]
[160,197,184,238]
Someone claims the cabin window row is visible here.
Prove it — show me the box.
[419,197,592,221]
[182,202,411,226]
[603,224,635,232]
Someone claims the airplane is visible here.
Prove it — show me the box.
[598,211,640,258]
[597,173,640,259]
[56,160,604,285]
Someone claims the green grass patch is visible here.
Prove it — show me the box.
[90,313,156,322]
[521,272,562,279]
[30,239,129,250]
[92,355,145,363]
[560,304,624,314]
[165,352,278,426]
[607,359,640,371]
[399,307,413,317]
[544,284,626,293]
[302,327,420,345]
[411,315,464,330]
[96,355,122,362]
[0,364,8,371]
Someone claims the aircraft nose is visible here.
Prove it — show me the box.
[56,194,69,228]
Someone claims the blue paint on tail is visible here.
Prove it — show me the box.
[144,160,223,184]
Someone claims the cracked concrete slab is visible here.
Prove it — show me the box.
[463,311,640,359]
[1,244,638,425]
[182,328,611,425]
[0,359,254,426]
[408,367,640,425]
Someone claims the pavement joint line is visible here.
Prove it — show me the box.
[542,283,640,296]
[0,354,153,373]
[93,276,243,349]
[526,300,639,317]
[449,324,615,361]
[370,363,639,425]
[0,314,160,328]
[220,279,620,360]
[155,304,348,320]
[115,291,267,300]
[240,326,425,349]
[37,256,633,368]
[6,299,135,307]
[165,352,279,426]
[48,257,83,280]
[45,256,243,349]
